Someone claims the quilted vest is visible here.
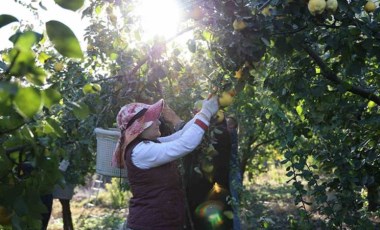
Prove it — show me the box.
[125,139,185,230]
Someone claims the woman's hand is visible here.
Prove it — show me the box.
[199,96,219,120]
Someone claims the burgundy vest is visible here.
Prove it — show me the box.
[125,139,185,230]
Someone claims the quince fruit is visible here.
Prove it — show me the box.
[216,110,225,123]
[233,19,247,31]
[54,62,64,72]
[364,0,376,13]
[326,0,338,12]
[201,162,214,173]
[261,6,272,16]
[92,83,101,92]
[218,92,234,107]
[235,68,242,79]
[83,83,101,94]
[308,0,326,15]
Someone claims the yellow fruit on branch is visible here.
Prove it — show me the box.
[235,68,242,79]
[92,83,101,92]
[308,0,326,15]
[216,110,225,123]
[54,62,64,72]
[364,0,377,13]
[228,89,236,97]
[201,162,214,173]
[326,0,338,12]
[233,19,247,31]
[218,92,234,107]
[261,6,272,16]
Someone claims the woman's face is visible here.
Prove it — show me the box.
[139,119,161,140]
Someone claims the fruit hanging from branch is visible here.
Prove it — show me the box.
[326,0,338,13]
[308,0,326,15]
[218,91,234,107]
[364,0,377,13]
[215,110,225,123]
[232,18,247,31]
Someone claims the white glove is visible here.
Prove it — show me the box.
[199,96,219,120]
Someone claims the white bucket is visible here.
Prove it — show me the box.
[94,128,128,178]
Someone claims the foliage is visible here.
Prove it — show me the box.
[187,0,380,228]
[97,178,131,208]
[1,0,380,228]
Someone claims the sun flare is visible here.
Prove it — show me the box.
[136,0,182,40]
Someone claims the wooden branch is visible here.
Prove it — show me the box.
[251,137,278,152]
[91,26,195,84]
[123,26,195,80]
[302,44,380,105]
[258,0,272,11]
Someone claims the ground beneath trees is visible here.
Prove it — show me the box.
[46,166,380,230]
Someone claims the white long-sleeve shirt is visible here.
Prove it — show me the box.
[131,114,209,169]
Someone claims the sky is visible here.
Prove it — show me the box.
[0,0,88,50]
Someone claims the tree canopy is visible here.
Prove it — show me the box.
[0,0,379,229]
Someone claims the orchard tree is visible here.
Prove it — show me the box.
[185,0,380,228]
[1,0,380,229]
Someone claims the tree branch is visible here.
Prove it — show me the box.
[301,44,380,105]
[91,26,195,84]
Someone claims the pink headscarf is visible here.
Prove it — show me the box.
[112,99,164,168]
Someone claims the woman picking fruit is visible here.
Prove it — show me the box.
[112,96,219,230]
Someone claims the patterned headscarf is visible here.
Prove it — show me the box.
[112,99,164,168]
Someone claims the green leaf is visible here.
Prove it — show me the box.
[202,30,212,42]
[45,118,65,137]
[42,87,62,109]
[13,87,42,118]
[284,151,293,159]
[20,125,34,141]
[0,14,18,29]
[187,39,196,53]
[54,0,84,11]
[68,102,90,120]
[261,37,270,47]
[0,110,24,133]
[9,31,43,50]
[286,171,294,177]
[25,68,47,85]
[46,20,83,59]
[38,52,51,64]
[7,48,34,76]
[0,60,7,70]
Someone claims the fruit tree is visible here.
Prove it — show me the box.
[0,0,379,229]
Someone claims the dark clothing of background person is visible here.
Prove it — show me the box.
[40,194,53,230]
[227,116,242,230]
[183,119,233,230]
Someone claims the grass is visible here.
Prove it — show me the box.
[47,178,128,230]
[46,165,299,230]
[46,165,380,230]
[47,165,299,230]
[240,165,300,229]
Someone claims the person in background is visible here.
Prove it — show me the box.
[112,96,219,230]
[182,102,233,230]
[226,116,242,230]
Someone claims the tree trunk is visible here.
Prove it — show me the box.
[59,199,74,230]
[367,184,380,212]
